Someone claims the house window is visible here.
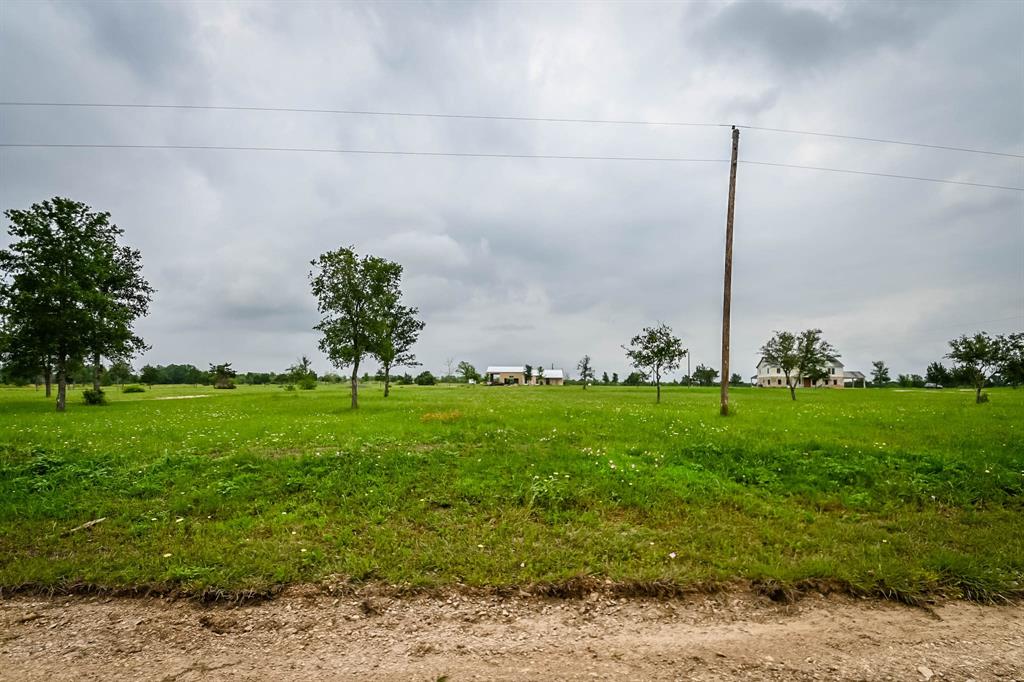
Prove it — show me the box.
[777,379,782,385]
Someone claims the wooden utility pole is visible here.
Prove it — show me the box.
[720,126,740,416]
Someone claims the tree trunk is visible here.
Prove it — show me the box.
[976,385,983,404]
[92,352,102,392]
[383,365,391,398]
[44,367,52,398]
[350,361,360,409]
[656,380,661,403]
[788,377,796,401]
[56,364,67,412]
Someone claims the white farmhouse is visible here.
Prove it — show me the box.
[755,358,848,389]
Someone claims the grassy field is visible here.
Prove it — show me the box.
[1,382,1021,601]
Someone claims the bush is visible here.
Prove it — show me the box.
[122,385,145,394]
[296,376,317,390]
[82,388,107,405]
[283,384,296,391]
[415,371,436,386]
[214,379,236,389]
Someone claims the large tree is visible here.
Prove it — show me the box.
[309,247,403,409]
[623,323,686,403]
[759,329,839,401]
[870,360,890,387]
[457,361,479,384]
[375,303,424,397]
[0,198,153,411]
[577,355,595,389]
[925,361,952,386]
[998,333,1024,387]
[946,332,1010,403]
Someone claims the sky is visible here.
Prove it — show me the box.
[1,0,1021,380]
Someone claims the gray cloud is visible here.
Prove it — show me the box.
[1,0,1021,380]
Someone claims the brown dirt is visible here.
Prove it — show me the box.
[2,588,1021,681]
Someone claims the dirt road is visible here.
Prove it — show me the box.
[2,588,1021,681]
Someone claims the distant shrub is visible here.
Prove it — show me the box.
[214,379,236,389]
[415,371,436,386]
[296,376,317,390]
[122,385,145,394]
[283,384,296,391]
[82,388,107,405]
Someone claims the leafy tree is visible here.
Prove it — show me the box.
[524,364,533,385]
[946,332,1008,403]
[870,360,890,387]
[210,363,236,389]
[997,333,1024,387]
[730,372,743,386]
[139,364,160,385]
[457,361,479,383]
[601,371,610,384]
[0,198,153,411]
[611,372,619,385]
[106,360,135,386]
[375,303,424,397]
[622,371,647,386]
[577,355,595,389]
[759,329,839,401]
[925,362,952,386]
[692,364,719,387]
[415,370,436,385]
[623,323,685,403]
[309,247,403,409]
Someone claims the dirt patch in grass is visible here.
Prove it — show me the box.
[420,410,461,423]
[2,588,1021,681]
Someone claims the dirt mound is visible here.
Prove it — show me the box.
[2,589,1021,680]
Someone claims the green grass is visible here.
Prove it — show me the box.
[1,382,1021,601]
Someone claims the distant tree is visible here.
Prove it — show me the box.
[415,370,436,386]
[444,357,456,383]
[611,372,619,385]
[210,363,237,389]
[398,372,414,385]
[524,364,533,385]
[692,364,719,387]
[622,371,647,386]
[759,329,839,401]
[139,364,159,385]
[871,360,890,387]
[310,247,404,409]
[997,333,1024,387]
[0,198,153,411]
[601,371,610,384]
[457,361,479,383]
[106,360,135,386]
[577,355,595,389]
[375,303,424,397]
[730,372,743,386]
[946,332,1009,403]
[925,362,952,386]
[623,323,686,403]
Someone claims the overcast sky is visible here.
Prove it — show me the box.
[1,1,1021,379]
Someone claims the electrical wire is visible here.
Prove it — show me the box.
[1,142,1020,191]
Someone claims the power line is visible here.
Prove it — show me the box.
[2,142,1021,191]
[2,101,1021,158]
[739,160,1024,192]
[737,125,1024,159]
[0,142,728,165]
[0,101,727,129]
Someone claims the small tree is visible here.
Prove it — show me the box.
[457,361,479,383]
[622,371,647,386]
[310,247,403,409]
[106,360,135,386]
[946,332,1006,403]
[870,360,890,387]
[730,372,743,386]
[577,355,595,389]
[375,304,424,397]
[524,364,533,385]
[415,370,436,386]
[623,323,686,403]
[925,361,952,386]
[444,357,456,383]
[759,329,839,401]
[611,372,619,384]
[999,333,1024,387]
[692,364,719,387]
[210,363,237,389]
[601,371,610,384]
